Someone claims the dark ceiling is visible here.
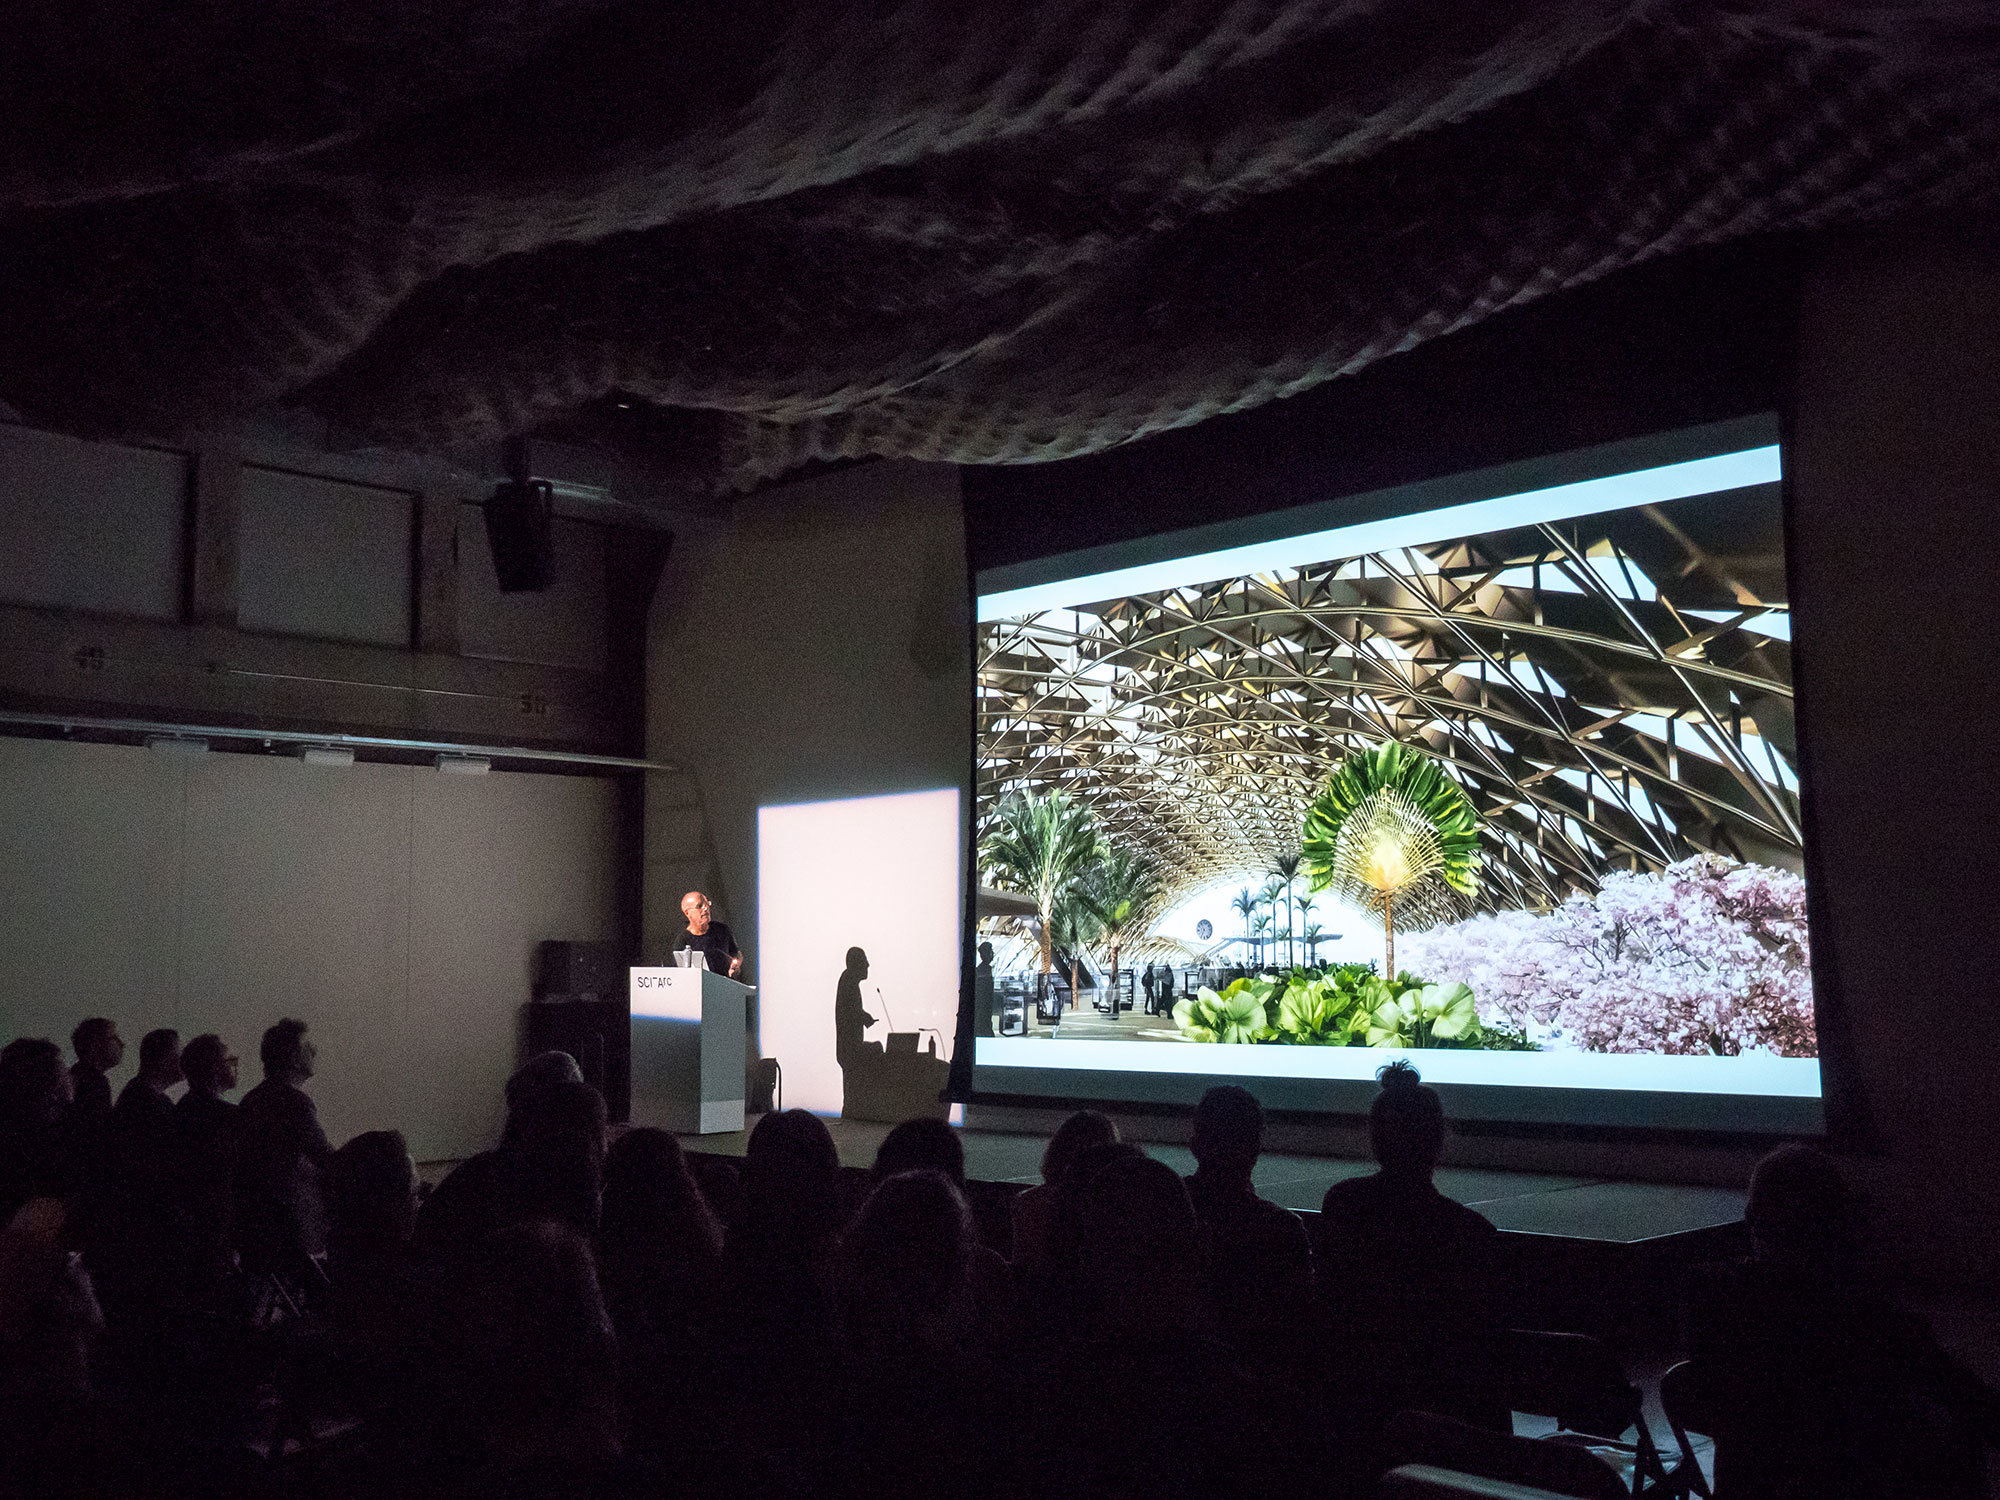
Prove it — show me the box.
[3,2,1996,499]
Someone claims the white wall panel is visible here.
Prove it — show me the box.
[406,771,618,1157]
[0,740,183,1052]
[237,467,414,646]
[0,739,618,1161]
[175,756,414,1149]
[0,424,187,621]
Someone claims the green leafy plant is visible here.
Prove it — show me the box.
[1272,973,1371,1046]
[1364,980,1481,1048]
[1172,977,1276,1043]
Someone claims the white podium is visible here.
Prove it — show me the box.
[628,966,754,1134]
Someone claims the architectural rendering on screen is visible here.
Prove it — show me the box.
[974,449,1816,1097]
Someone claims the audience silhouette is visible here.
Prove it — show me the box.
[1690,1143,2000,1499]
[1312,1061,1513,1457]
[0,1039,72,1225]
[1184,1085,1312,1384]
[66,1019,121,1127]
[9,1013,2000,1500]
[237,1017,332,1277]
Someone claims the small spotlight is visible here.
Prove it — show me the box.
[146,735,209,758]
[299,745,355,768]
[436,754,491,776]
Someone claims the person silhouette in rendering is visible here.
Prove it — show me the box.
[1312,1061,1511,1459]
[973,942,997,1038]
[1184,1085,1311,1383]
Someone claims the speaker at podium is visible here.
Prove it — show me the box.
[629,964,754,1134]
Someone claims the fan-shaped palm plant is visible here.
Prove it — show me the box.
[982,790,1104,1000]
[1301,741,1482,980]
[1079,845,1161,998]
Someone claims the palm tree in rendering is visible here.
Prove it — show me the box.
[982,790,1103,1009]
[1303,923,1324,966]
[1261,875,1288,970]
[1301,740,1482,981]
[1080,846,1162,1002]
[1272,850,1303,968]
[1296,894,1317,964]
[1231,887,1258,968]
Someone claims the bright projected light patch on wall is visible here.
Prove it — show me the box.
[972,423,1822,1132]
[759,788,962,1117]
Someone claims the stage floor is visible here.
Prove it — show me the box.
[675,1114,1748,1246]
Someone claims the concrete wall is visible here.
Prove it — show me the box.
[0,738,619,1161]
[643,460,972,1048]
[1788,231,2000,1283]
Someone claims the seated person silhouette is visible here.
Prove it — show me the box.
[1311,1061,1511,1452]
[1690,1143,2000,1500]
[1184,1085,1311,1384]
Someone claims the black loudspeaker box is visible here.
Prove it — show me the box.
[485,479,556,592]
[525,997,630,1124]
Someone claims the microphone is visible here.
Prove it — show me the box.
[873,985,897,1032]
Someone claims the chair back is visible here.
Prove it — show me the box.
[1381,1465,1586,1500]
[1502,1330,1643,1439]
[1383,1411,1627,1500]
[1657,1360,1716,1441]
[1656,1361,1715,1498]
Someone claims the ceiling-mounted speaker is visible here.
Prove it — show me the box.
[485,478,556,592]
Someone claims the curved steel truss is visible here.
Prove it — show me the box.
[977,484,1800,917]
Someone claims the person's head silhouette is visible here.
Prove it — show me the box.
[136,1028,182,1090]
[181,1034,238,1097]
[838,1169,973,1352]
[1370,1060,1444,1181]
[327,1129,419,1254]
[872,1116,965,1189]
[1190,1084,1263,1186]
[1077,1153,1199,1333]
[71,1019,122,1076]
[1747,1143,1856,1270]
[737,1109,844,1268]
[0,1039,70,1125]
[1042,1109,1117,1189]
[846,946,869,979]
[260,1018,315,1084]
[977,941,994,966]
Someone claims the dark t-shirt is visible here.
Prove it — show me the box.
[1312,1171,1512,1433]
[676,921,740,975]
[69,1064,113,1122]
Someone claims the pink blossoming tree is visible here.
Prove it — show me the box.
[1401,855,1814,1056]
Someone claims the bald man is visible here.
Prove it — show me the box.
[676,890,742,978]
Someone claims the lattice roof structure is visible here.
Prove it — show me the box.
[977,483,1800,920]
